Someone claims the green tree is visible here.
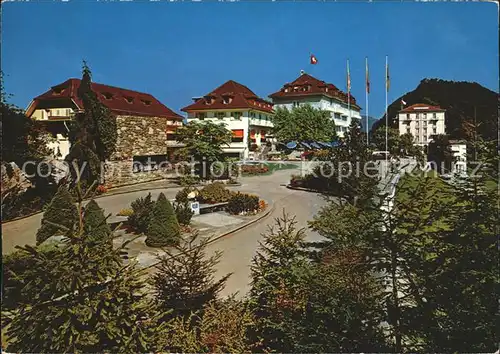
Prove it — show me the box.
[427,134,453,173]
[248,212,311,352]
[271,105,336,143]
[83,199,112,245]
[36,184,79,244]
[3,187,168,353]
[160,298,254,353]
[152,232,231,319]
[371,125,401,155]
[66,61,117,184]
[175,120,232,179]
[145,193,181,247]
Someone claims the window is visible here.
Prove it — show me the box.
[406,128,411,134]
[292,101,300,108]
[195,112,206,120]
[433,128,437,134]
[216,112,225,119]
[433,113,437,119]
[232,112,242,120]
[66,108,72,116]
[124,96,134,104]
[141,99,152,106]
[103,92,114,100]
[406,114,410,119]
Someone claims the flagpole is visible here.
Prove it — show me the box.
[366,57,369,145]
[347,59,351,127]
[385,55,389,169]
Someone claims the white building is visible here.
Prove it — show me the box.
[268,71,362,138]
[449,140,467,173]
[398,103,446,147]
[182,80,274,159]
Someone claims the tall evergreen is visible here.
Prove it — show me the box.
[83,199,112,247]
[36,184,78,244]
[145,193,181,247]
[66,61,117,184]
[152,232,231,319]
[3,184,167,352]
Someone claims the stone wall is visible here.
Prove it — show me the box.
[104,115,170,187]
[112,115,169,160]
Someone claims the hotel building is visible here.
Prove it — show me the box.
[398,103,446,147]
[269,71,362,137]
[182,80,274,159]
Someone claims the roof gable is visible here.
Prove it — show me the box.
[269,72,359,109]
[181,80,273,113]
[399,103,446,113]
[30,78,182,119]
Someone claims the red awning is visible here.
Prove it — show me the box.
[232,129,244,138]
[250,130,256,138]
[260,130,266,138]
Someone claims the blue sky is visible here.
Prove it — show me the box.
[2,1,498,119]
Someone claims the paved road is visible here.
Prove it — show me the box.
[2,167,328,299]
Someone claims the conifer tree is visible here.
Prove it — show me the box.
[83,199,112,247]
[145,193,181,247]
[36,184,78,244]
[3,186,167,352]
[152,232,231,319]
[66,61,117,184]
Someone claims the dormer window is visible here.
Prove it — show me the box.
[141,99,152,106]
[102,92,114,100]
[124,96,134,104]
[222,96,233,105]
[52,87,64,95]
[204,95,215,105]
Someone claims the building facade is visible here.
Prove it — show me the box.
[182,80,274,159]
[26,78,183,186]
[449,140,467,173]
[268,71,362,137]
[398,103,446,146]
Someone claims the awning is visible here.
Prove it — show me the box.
[250,130,256,139]
[310,142,321,149]
[300,142,312,149]
[260,130,266,138]
[286,141,298,149]
[232,129,244,138]
[318,142,331,148]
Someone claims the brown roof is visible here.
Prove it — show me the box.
[181,80,274,114]
[27,78,183,119]
[269,73,360,109]
[399,103,446,113]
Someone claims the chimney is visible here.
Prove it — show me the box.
[300,70,305,75]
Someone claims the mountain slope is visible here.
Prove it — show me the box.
[372,78,498,140]
[359,116,379,133]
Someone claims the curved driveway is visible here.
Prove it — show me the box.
[2,166,328,297]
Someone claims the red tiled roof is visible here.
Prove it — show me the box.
[269,73,360,109]
[399,103,446,113]
[181,80,274,114]
[28,78,183,119]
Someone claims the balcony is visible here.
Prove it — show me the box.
[249,118,273,127]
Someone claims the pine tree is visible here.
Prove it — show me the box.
[36,184,78,244]
[83,199,112,247]
[146,193,181,247]
[152,232,231,319]
[66,61,117,185]
[3,185,168,352]
[248,212,310,352]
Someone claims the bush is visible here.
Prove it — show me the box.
[199,182,233,204]
[146,193,181,247]
[96,184,108,194]
[117,208,133,216]
[241,164,269,175]
[83,199,112,245]
[36,185,78,245]
[227,192,260,215]
[179,175,200,186]
[175,186,198,203]
[128,193,155,234]
[173,201,194,226]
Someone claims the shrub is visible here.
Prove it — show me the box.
[146,193,181,247]
[175,186,198,203]
[227,192,260,215]
[83,199,112,245]
[174,202,194,226]
[117,208,133,216]
[128,193,155,234]
[96,184,108,194]
[36,185,78,245]
[241,164,269,175]
[179,175,200,186]
[199,182,233,204]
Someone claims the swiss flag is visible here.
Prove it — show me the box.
[310,54,318,65]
